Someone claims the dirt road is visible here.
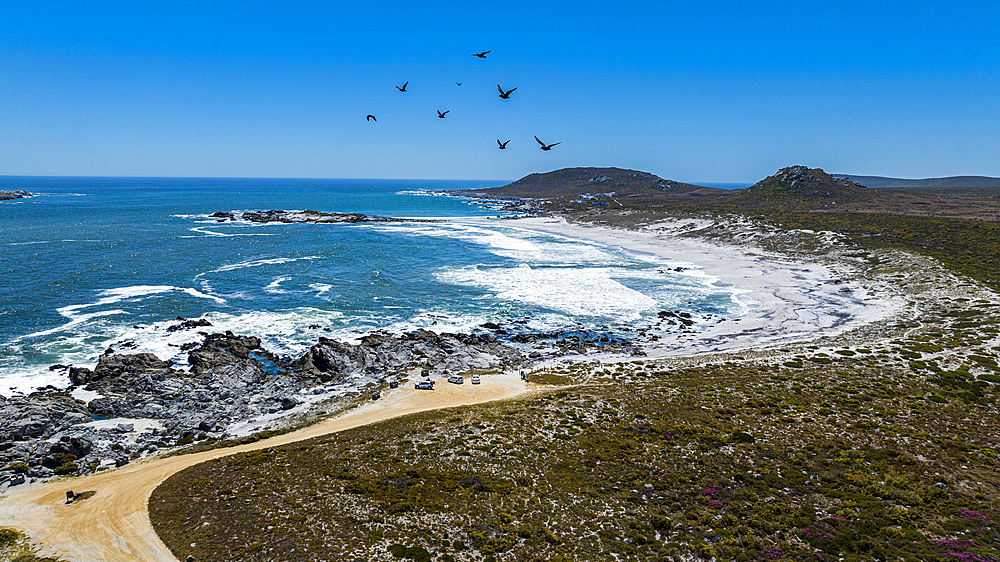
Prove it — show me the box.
[0,374,530,561]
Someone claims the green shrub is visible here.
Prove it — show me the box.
[404,546,431,562]
[54,460,78,475]
[0,528,22,547]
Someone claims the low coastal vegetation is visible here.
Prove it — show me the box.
[0,527,60,562]
[151,283,1000,561]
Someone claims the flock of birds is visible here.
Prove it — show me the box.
[364,50,560,152]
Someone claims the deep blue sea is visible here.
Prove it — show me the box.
[0,177,744,395]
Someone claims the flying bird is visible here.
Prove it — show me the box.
[497,139,510,149]
[437,110,450,118]
[366,115,376,122]
[472,50,491,58]
[396,81,408,92]
[535,136,560,150]
[456,82,462,86]
[497,84,517,99]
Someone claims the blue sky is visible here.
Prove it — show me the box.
[1,1,998,182]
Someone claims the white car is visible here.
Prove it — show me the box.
[447,374,464,384]
[471,374,481,385]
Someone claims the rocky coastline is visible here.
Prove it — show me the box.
[0,324,525,487]
[0,305,685,488]
[0,190,32,201]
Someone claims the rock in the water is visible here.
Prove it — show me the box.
[166,318,213,333]
[0,190,32,200]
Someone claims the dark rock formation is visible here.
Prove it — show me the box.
[0,190,32,201]
[0,391,90,442]
[294,329,520,380]
[188,331,264,375]
[211,210,439,225]
[68,352,174,388]
[0,327,525,485]
[166,318,212,333]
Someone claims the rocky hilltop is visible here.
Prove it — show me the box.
[0,190,32,201]
[729,165,873,210]
[454,167,729,200]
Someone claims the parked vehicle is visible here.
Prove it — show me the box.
[389,381,398,389]
[471,374,481,385]
[371,392,381,400]
[447,374,464,384]
[415,380,434,390]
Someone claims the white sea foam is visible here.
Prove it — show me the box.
[6,239,102,246]
[2,307,350,394]
[264,277,291,294]
[309,283,333,295]
[182,226,277,238]
[365,222,632,266]
[437,264,659,319]
[199,256,321,275]
[12,285,225,344]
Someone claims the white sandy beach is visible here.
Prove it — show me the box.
[498,216,904,359]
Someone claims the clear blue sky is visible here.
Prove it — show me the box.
[2,1,998,183]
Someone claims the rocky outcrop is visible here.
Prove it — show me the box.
[68,352,174,388]
[0,190,32,201]
[188,331,265,375]
[210,210,439,224]
[294,329,521,380]
[0,392,90,442]
[732,166,872,209]
[2,327,524,486]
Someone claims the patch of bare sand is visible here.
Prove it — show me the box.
[0,373,530,562]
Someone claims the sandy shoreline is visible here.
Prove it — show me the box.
[495,216,904,360]
[0,216,909,561]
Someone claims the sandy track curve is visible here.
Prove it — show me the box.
[0,374,530,562]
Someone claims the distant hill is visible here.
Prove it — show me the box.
[452,165,1000,220]
[728,166,872,210]
[458,167,729,200]
[833,174,1000,188]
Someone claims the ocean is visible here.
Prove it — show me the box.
[0,177,745,395]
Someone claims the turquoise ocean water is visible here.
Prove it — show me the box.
[0,177,744,395]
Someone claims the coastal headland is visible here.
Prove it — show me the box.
[2,166,1000,562]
